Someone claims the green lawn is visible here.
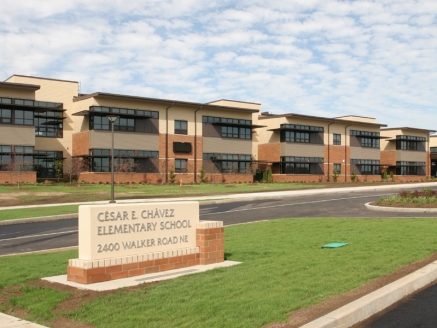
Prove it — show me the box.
[2,218,437,327]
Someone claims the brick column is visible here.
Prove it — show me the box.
[196,221,224,265]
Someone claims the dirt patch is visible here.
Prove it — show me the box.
[264,251,437,328]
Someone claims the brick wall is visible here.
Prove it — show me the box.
[381,151,396,166]
[0,171,36,184]
[67,221,224,284]
[72,131,90,156]
[258,143,280,162]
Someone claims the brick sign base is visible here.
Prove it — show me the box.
[68,221,224,284]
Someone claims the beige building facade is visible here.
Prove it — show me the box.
[0,74,435,184]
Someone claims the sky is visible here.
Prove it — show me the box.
[1,0,436,130]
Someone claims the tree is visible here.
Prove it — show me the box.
[64,157,88,186]
[114,157,138,187]
[332,169,339,183]
[54,159,63,182]
[198,165,208,183]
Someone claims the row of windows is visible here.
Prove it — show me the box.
[396,161,425,166]
[90,116,135,131]
[280,124,324,131]
[280,131,310,143]
[202,116,252,125]
[350,159,380,165]
[90,106,159,118]
[361,137,380,148]
[221,126,251,139]
[0,97,62,109]
[396,135,426,141]
[350,130,380,137]
[280,163,311,174]
[0,145,34,154]
[281,157,324,163]
[396,140,420,150]
[89,149,158,158]
[431,147,437,153]
[0,108,33,125]
[203,153,251,160]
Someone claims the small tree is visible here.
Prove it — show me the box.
[54,159,63,182]
[390,171,394,182]
[198,165,208,183]
[115,157,138,187]
[382,171,388,182]
[169,166,176,184]
[262,170,268,182]
[64,157,88,186]
[350,169,357,183]
[267,168,273,182]
[332,169,339,183]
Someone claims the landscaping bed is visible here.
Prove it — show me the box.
[372,188,437,208]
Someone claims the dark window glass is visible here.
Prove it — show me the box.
[0,108,12,124]
[92,157,110,172]
[14,110,34,125]
[175,159,187,173]
[333,164,341,173]
[333,134,341,145]
[175,120,188,135]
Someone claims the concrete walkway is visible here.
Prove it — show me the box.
[2,181,437,328]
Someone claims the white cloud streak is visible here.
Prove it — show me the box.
[0,0,436,129]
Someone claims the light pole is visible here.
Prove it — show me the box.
[107,115,119,203]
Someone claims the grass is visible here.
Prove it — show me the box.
[376,188,437,207]
[0,205,80,221]
[2,219,437,327]
[0,250,77,289]
[9,286,71,322]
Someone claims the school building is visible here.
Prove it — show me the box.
[0,74,435,184]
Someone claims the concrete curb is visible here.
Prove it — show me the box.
[0,312,48,327]
[0,213,77,226]
[300,261,437,328]
[365,202,437,213]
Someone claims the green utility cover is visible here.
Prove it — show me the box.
[322,242,349,249]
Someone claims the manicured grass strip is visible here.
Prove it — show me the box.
[0,250,77,288]
[68,218,437,328]
[0,205,80,221]
[9,286,71,322]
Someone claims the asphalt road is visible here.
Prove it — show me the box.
[353,281,437,328]
[1,188,437,256]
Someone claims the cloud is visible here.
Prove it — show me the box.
[0,0,436,130]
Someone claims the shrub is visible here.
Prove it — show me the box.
[198,166,208,183]
[332,169,339,183]
[350,170,357,183]
[382,171,388,181]
[390,171,394,182]
[267,168,273,183]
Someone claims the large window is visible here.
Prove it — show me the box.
[14,110,33,125]
[203,153,252,173]
[92,157,110,172]
[350,159,380,175]
[175,159,187,173]
[221,126,251,139]
[396,161,425,175]
[350,130,380,148]
[280,131,310,143]
[34,151,63,178]
[395,136,424,151]
[34,110,63,137]
[90,116,135,131]
[280,157,324,174]
[203,116,252,140]
[89,149,158,173]
[175,120,187,135]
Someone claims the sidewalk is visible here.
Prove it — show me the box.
[2,181,437,328]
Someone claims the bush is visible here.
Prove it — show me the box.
[198,166,208,183]
[350,170,357,183]
[267,168,273,183]
[332,169,339,183]
[169,167,176,184]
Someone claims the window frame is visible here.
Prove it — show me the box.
[174,120,188,135]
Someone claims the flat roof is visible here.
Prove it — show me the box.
[259,112,388,127]
[0,81,40,90]
[74,92,259,113]
[381,127,436,133]
[5,74,79,84]
[207,99,261,105]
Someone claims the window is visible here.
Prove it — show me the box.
[34,116,63,137]
[0,154,11,170]
[333,134,341,145]
[333,164,341,173]
[350,159,380,175]
[92,157,110,172]
[202,153,252,173]
[279,157,323,174]
[175,120,187,134]
[396,161,425,175]
[90,116,135,131]
[137,151,158,158]
[396,140,418,150]
[0,108,11,124]
[34,151,63,178]
[431,147,437,154]
[175,159,187,173]
[280,131,310,143]
[14,110,33,125]
[222,126,239,138]
[113,150,135,157]
[14,146,34,154]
